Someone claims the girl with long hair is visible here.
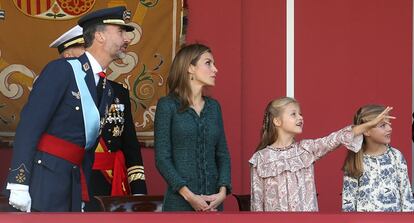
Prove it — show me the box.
[342,104,414,212]
[249,97,392,211]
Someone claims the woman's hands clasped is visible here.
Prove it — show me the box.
[179,186,227,211]
[200,187,227,211]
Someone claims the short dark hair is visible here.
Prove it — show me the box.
[83,24,106,48]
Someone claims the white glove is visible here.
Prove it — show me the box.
[7,183,31,212]
[81,202,85,212]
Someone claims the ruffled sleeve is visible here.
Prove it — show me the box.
[249,126,362,178]
[300,125,363,161]
[249,154,264,211]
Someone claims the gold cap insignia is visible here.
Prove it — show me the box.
[122,10,131,23]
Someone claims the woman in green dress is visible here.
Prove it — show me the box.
[154,43,231,211]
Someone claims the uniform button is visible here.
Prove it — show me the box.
[108,140,111,144]
[73,166,77,169]
[37,160,42,164]
[75,106,80,110]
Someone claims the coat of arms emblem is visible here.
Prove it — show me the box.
[13,0,95,20]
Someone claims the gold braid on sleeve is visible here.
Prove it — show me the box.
[127,165,145,183]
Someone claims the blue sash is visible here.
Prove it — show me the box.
[67,60,100,149]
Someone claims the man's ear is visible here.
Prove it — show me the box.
[95,31,105,43]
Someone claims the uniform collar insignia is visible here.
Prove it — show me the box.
[82,62,90,72]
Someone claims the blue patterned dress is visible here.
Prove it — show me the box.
[342,146,414,212]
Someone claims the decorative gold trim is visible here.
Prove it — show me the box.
[15,168,26,183]
[127,165,144,172]
[128,172,145,183]
[63,38,84,48]
[128,169,145,176]
[103,19,126,25]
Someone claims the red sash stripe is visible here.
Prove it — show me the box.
[92,138,129,195]
[37,133,89,201]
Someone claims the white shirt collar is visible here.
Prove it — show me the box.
[85,51,104,85]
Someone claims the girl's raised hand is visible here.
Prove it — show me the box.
[369,106,395,126]
[352,106,395,136]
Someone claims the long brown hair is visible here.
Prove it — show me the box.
[342,104,386,178]
[167,43,211,112]
[256,97,299,151]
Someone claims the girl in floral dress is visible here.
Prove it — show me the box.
[249,97,393,211]
[342,104,414,212]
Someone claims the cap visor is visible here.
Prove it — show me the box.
[121,24,134,32]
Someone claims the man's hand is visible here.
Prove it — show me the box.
[9,189,31,212]
[7,183,31,212]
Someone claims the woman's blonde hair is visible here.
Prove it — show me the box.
[342,104,386,178]
[167,43,211,112]
[256,97,299,151]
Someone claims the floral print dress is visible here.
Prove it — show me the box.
[249,126,363,211]
[342,146,414,212]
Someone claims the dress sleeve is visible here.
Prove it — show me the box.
[341,175,358,212]
[154,98,187,192]
[396,154,414,211]
[301,126,363,160]
[250,164,264,211]
[215,102,232,194]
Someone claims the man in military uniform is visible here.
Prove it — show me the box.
[5,6,134,212]
[49,25,85,58]
[85,80,147,211]
[50,19,147,212]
